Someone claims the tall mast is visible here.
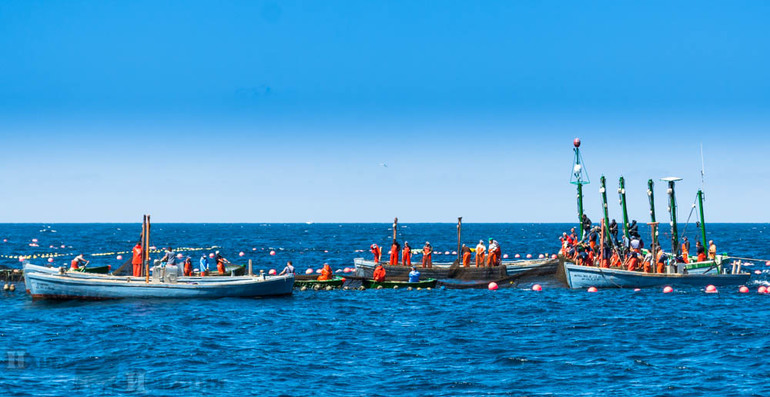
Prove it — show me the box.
[456,217,462,263]
[647,179,658,248]
[599,176,611,246]
[570,138,590,238]
[618,176,630,241]
[662,177,682,256]
[697,190,707,251]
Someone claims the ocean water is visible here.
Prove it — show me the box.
[1,223,769,396]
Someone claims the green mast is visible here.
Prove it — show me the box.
[570,138,590,238]
[647,179,658,247]
[600,176,611,246]
[618,176,630,241]
[662,177,682,256]
[697,190,707,251]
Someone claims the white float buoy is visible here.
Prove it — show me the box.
[532,284,542,292]
[47,258,54,263]
[488,282,498,291]
[705,285,718,294]
[503,254,509,259]
[116,255,123,260]
[663,286,673,293]
[526,254,533,259]
[515,254,521,259]
[587,286,598,292]
[268,269,277,275]
[270,250,276,256]
[239,252,245,257]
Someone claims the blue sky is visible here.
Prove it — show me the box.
[0,1,768,222]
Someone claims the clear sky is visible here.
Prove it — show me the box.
[0,1,768,223]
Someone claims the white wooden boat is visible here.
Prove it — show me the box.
[24,263,293,300]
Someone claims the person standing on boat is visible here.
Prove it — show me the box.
[279,261,295,275]
[408,266,420,282]
[609,219,619,246]
[402,242,412,266]
[626,251,640,271]
[569,227,577,244]
[131,242,143,277]
[215,251,230,275]
[487,238,501,266]
[388,240,401,265]
[581,214,592,239]
[70,254,88,270]
[318,263,333,281]
[373,263,386,282]
[656,252,668,274]
[587,227,599,251]
[421,242,433,268]
[182,257,193,276]
[708,240,717,260]
[199,254,210,276]
[461,244,472,267]
[681,237,691,263]
[475,240,486,267]
[160,247,176,267]
[370,244,382,264]
[696,241,707,262]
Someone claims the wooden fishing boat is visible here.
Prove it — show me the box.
[294,275,345,288]
[562,260,750,289]
[353,258,557,281]
[24,268,294,300]
[362,278,437,289]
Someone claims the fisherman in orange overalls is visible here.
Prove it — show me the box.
[461,244,472,267]
[317,263,333,281]
[388,240,400,265]
[131,242,143,277]
[215,251,229,275]
[681,236,690,264]
[402,242,412,266]
[370,244,382,264]
[626,252,640,271]
[372,263,386,282]
[475,240,486,267]
[421,242,433,268]
[183,257,193,276]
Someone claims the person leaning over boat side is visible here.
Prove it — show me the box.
[370,244,382,264]
[317,263,332,281]
[626,251,640,271]
[656,252,668,274]
[408,266,420,282]
[475,240,486,267]
[680,236,690,264]
[708,240,717,260]
[421,242,433,268]
[373,263,386,282]
[70,254,88,270]
[215,251,230,275]
[183,257,193,276]
[696,241,707,262]
[279,261,295,276]
[588,227,599,251]
[160,247,176,266]
[131,242,143,277]
[402,242,412,266]
[388,240,401,265]
[199,254,210,276]
[461,244,472,267]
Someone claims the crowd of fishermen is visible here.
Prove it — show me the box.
[369,237,503,268]
[560,215,718,273]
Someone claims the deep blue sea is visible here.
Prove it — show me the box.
[1,223,769,396]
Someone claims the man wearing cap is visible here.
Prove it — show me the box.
[402,242,412,266]
[215,251,230,275]
[487,238,501,267]
[370,244,382,264]
[475,240,486,268]
[408,266,420,283]
[421,242,433,268]
[199,253,210,276]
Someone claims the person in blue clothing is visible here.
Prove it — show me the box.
[199,254,210,276]
[408,266,420,283]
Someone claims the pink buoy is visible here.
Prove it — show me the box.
[758,286,768,294]
[633,288,641,292]
[268,269,277,275]
[488,282,498,291]
[514,254,521,259]
[451,251,457,255]
[32,238,38,243]
[663,286,673,293]
[335,269,342,273]
[341,277,346,282]
[150,246,156,250]
[739,286,749,293]
[766,261,770,267]
[315,269,322,274]
[270,250,276,256]
[503,254,509,259]
[532,284,542,292]
[526,254,532,259]
[538,254,544,259]
[342,267,350,273]
[755,270,762,275]
[116,255,123,260]
[2,239,6,242]
[176,253,183,259]
[324,250,328,253]
[574,137,581,148]
[209,253,215,258]
[252,247,257,251]
[587,286,598,292]
[551,254,558,259]
[305,268,313,274]
[705,285,718,294]
[47,257,54,263]
[239,252,245,257]
[60,244,65,248]
[18,257,24,262]
[444,251,450,255]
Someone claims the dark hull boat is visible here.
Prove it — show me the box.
[353,258,558,282]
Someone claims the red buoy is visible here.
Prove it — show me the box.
[663,286,673,293]
[574,138,581,148]
[488,282,498,291]
[587,286,598,292]
[532,284,542,292]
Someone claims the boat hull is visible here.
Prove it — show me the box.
[563,261,751,289]
[362,278,437,289]
[353,258,557,281]
[294,276,345,288]
[25,271,294,300]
